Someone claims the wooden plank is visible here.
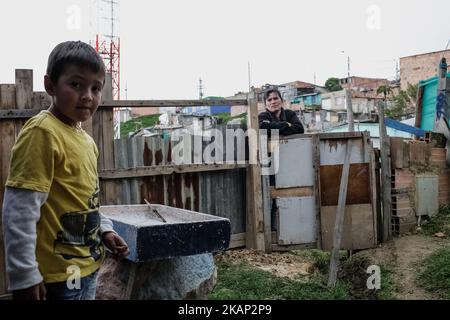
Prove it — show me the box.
[0,121,15,295]
[229,233,246,249]
[0,85,16,109]
[82,117,93,138]
[350,204,377,249]
[312,134,322,250]
[328,140,352,286]
[15,69,33,109]
[245,94,265,251]
[261,175,272,253]
[92,111,104,169]
[92,110,104,204]
[101,108,117,205]
[31,92,51,110]
[321,204,376,251]
[100,99,248,108]
[99,163,248,179]
[379,100,392,242]
[270,186,314,198]
[414,85,424,130]
[0,109,42,119]
[102,112,115,169]
[364,132,378,245]
[318,132,363,140]
[272,243,316,251]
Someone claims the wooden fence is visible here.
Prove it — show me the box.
[0,69,266,296]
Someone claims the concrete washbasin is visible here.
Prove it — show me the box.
[99,204,231,262]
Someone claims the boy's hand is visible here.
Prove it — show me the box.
[13,281,46,300]
[102,231,130,259]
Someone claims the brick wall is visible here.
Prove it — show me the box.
[400,50,450,90]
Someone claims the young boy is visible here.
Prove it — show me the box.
[2,41,129,300]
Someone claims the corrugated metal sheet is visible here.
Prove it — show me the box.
[112,134,247,235]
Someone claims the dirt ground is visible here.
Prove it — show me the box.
[215,249,314,280]
[357,234,450,300]
[217,234,450,300]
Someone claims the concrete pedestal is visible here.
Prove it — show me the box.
[96,253,217,300]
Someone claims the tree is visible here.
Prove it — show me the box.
[380,83,418,120]
[376,85,392,99]
[325,77,343,92]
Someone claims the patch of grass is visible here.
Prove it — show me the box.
[209,261,350,300]
[339,256,397,300]
[421,205,450,238]
[120,114,161,137]
[417,247,450,299]
[377,265,398,300]
[290,249,331,274]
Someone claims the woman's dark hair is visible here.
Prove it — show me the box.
[264,88,283,104]
[46,41,105,83]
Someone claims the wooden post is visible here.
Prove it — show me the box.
[434,58,450,168]
[95,73,116,205]
[259,132,272,252]
[379,99,392,241]
[245,92,265,251]
[328,140,353,287]
[15,69,33,109]
[312,134,322,250]
[261,175,272,253]
[414,86,424,132]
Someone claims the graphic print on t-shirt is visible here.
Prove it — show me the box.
[53,186,103,261]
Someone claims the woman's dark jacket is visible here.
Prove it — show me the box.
[258,108,304,136]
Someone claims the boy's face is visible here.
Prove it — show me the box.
[45,65,105,126]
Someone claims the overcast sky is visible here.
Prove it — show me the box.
[1,0,449,99]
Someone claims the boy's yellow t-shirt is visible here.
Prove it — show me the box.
[6,110,105,283]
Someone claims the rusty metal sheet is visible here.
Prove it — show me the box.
[320,163,371,206]
[320,138,367,165]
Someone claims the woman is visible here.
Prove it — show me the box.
[258,88,304,135]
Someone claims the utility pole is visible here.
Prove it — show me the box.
[248,61,252,92]
[198,78,204,100]
[345,55,354,131]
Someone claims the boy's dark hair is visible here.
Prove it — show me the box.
[46,41,106,83]
[264,88,283,104]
